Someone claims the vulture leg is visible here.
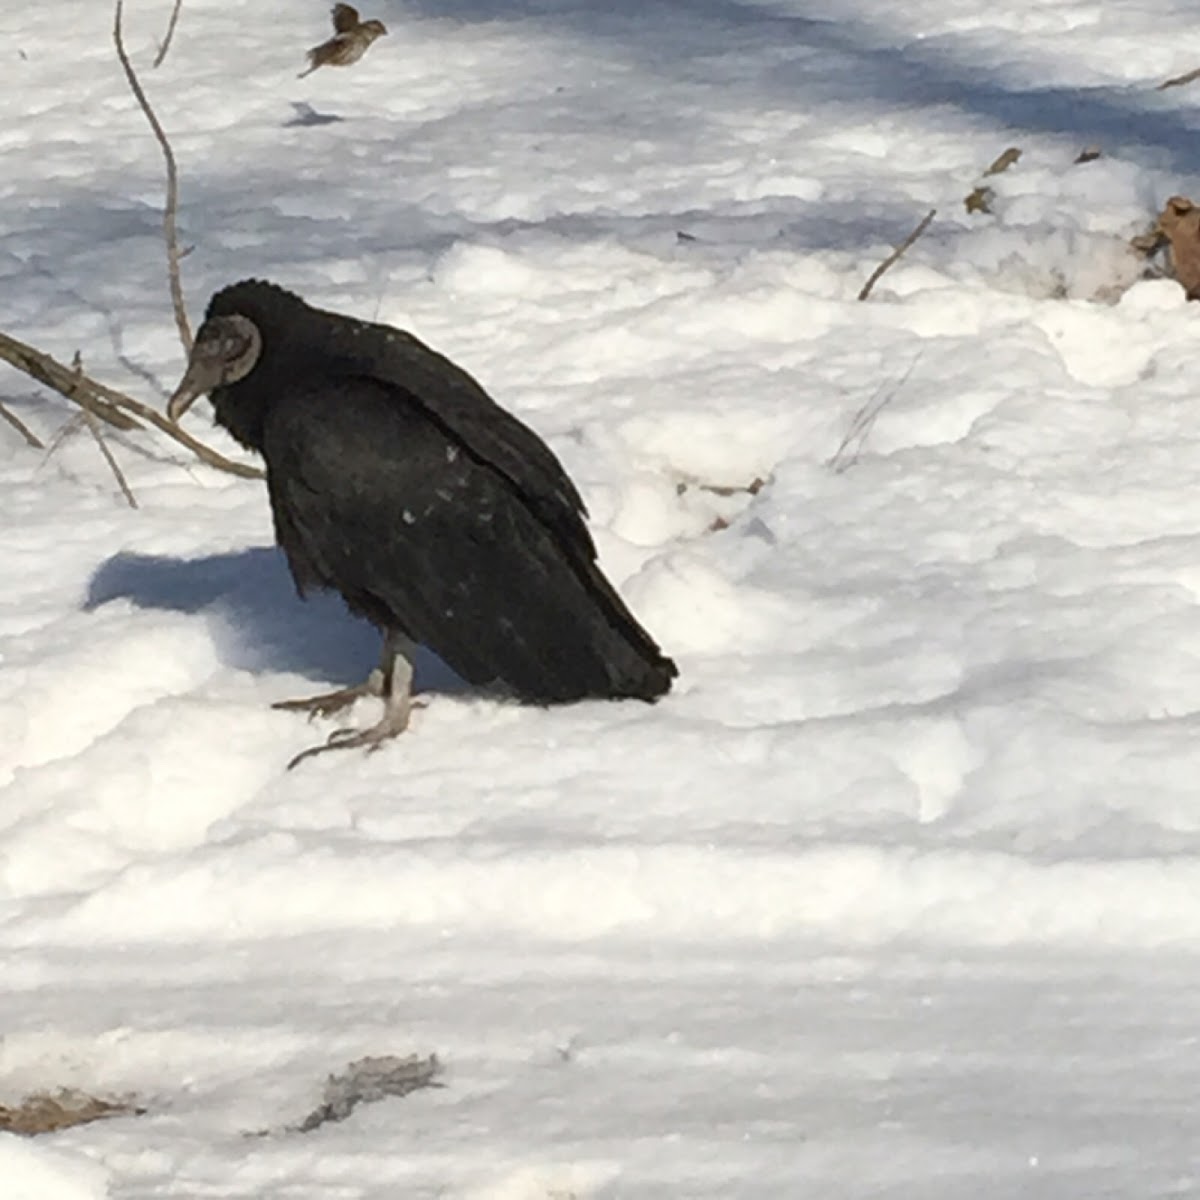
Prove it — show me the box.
[286,632,420,769]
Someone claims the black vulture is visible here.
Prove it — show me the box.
[167,280,677,767]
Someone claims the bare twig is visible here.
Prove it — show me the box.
[827,388,890,473]
[827,355,922,473]
[0,328,263,479]
[43,412,87,461]
[68,352,139,508]
[857,209,937,301]
[152,0,184,67]
[113,0,192,353]
[1159,66,1200,91]
[80,409,137,506]
[0,331,139,430]
[94,375,265,478]
[0,398,44,448]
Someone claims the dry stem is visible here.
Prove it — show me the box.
[97,375,264,478]
[0,328,262,479]
[858,209,937,301]
[81,407,137,506]
[0,398,44,448]
[1,3,262,490]
[0,330,138,430]
[827,355,922,473]
[114,0,192,353]
[1159,66,1200,90]
[153,0,184,67]
[69,352,139,508]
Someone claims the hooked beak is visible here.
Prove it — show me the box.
[167,355,220,423]
[166,314,262,423]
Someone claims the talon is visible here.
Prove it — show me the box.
[273,668,387,720]
[286,690,421,769]
[281,634,418,769]
[286,746,319,771]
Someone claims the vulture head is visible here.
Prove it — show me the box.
[167,315,262,422]
[166,280,314,450]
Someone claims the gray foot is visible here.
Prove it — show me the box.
[286,692,422,770]
[272,670,384,720]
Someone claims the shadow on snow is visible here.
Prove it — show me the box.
[84,547,466,696]
[386,0,1200,176]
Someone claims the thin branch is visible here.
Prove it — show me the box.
[827,355,922,473]
[113,0,192,353]
[101,378,265,478]
[1159,66,1200,90]
[0,328,263,479]
[857,209,937,301]
[43,412,87,461]
[0,331,139,430]
[0,398,44,448]
[70,352,139,508]
[152,0,184,67]
[80,408,137,506]
[826,387,891,474]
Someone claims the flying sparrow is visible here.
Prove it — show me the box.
[299,4,387,79]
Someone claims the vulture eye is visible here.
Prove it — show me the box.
[200,316,262,379]
[213,329,252,361]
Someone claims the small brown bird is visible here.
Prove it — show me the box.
[298,4,387,79]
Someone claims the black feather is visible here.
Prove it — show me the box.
[198,280,677,704]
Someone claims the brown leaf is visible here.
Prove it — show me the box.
[964,185,994,215]
[0,1088,144,1136]
[699,476,767,497]
[983,147,1022,176]
[1155,195,1200,298]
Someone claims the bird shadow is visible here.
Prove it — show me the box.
[284,101,345,128]
[85,547,465,695]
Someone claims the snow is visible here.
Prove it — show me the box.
[0,1136,110,1200]
[5,0,1200,1195]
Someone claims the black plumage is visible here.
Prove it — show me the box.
[167,280,677,764]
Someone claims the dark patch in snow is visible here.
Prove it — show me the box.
[85,547,465,694]
[296,1054,442,1133]
[284,102,345,128]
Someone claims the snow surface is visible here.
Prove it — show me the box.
[5,0,1200,1195]
[0,1135,110,1200]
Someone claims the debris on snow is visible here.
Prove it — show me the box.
[0,1088,145,1136]
[295,1054,443,1133]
